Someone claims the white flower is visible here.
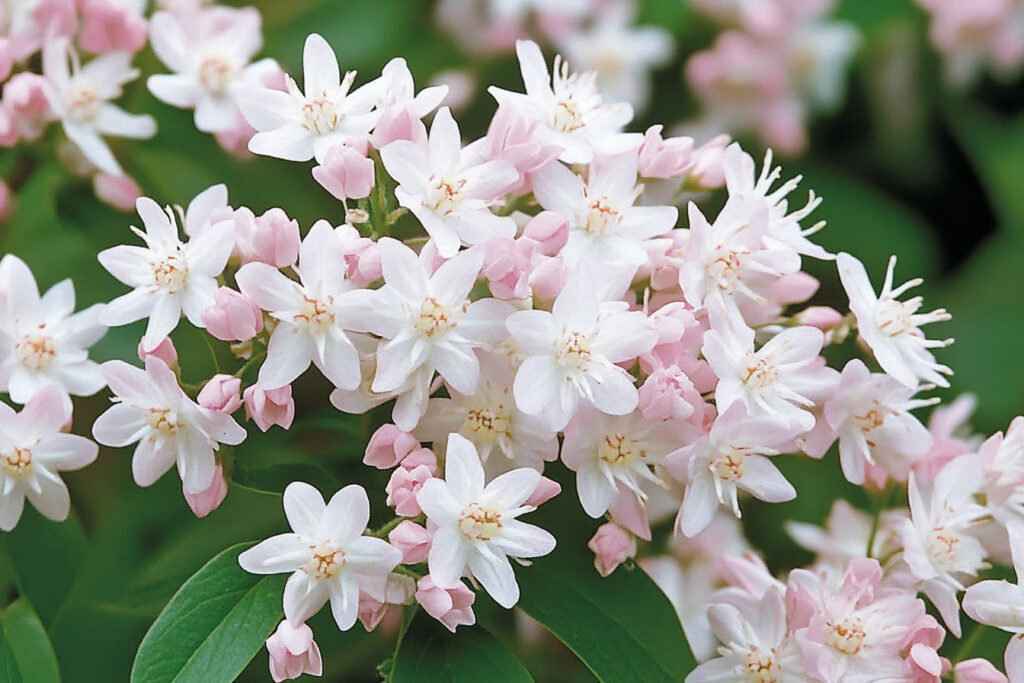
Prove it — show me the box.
[239,482,402,630]
[506,268,658,432]
[92,357,246,493]
[380,107,519,258]
[416,433,555,608]
[963,519,1024,633]
[667,404,798,538]
[0,254,106,406]
[837,252,952,388]
[360,238,512,414]
[236,220,366,391]
[562,404,687,519]
[488,40,640,164]
[237,33,381,163]
[898,456,989,636]
[147,8,276,132]
[702,314,837,432]
[98,193,235,352]
[416,353,558,477]
[0,386,98,531]
[530,151,677,272]
[42,38,156,175]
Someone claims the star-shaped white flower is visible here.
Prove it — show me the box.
[0,254,106,406]
[0,386,98,531]
[237,33,382,163]
[92,357,246,493]
[416,434,555,608]
[239,482,402,629]
[98,194,235,352]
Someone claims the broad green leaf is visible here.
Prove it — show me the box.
[232,460,343,497]
[130,542,285,683]
[516,547,694,683]
[944,103,1024,234]
[5,507,87,627]
[389,611,533,683]
[1,600,60,682]
[0,624,20,683]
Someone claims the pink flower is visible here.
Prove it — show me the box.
[637,365,704,424]
[521,211,569,256]
[2,73,52,144]
[93,173,142,212]
[78,0,148,55]
[137,337,178,370]
[183,462,228,518]
[953,658,1009,683]
[202,287,263,342]
[638,125,693,179]
[197,374,242,413]
[464,105,561,187]
[587,523,636,577]
[415,575,476,632]
[364,424,419,469]
[480,237,536,300]
[243,383,295,432]
[385,461,433,517]
[335,225,382,285]
[312,143,376,201]
[265,620,322,682]
[388,520,431,564]
[233,207,301,268]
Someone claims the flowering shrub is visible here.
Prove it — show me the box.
[3,1,1024,682]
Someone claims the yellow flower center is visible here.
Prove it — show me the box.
[302,540,344,579]
[2,447,33,477]
[199,54,233,95]
[152,253,189,293]
[827,617,866,655]
[146,408,183,436]
[599,433,642,466]
[415,297,457,338]
[459,502,502,542]
[17,331,57,372]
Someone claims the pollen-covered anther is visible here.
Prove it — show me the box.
[301,96,340,134]
[427,176,468,215]
[599,433,642,466]
[302,540,345,579]
[743,646,780,683]
[2,447,33,476]
[710,450,745,482]
[743,357,779,389]
[415,297,457,337]
[584,197,620,234]
[294,294,334,330]
[68,83,103,122]
[198,54,233,95]
[556,331,592,370]
[145,408,183,436]
[827,617,866,655]
[17,331,57,371]
[464,406,509,442]
[152,253,189,293]
[459,502,502,541]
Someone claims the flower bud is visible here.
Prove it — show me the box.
[528,256,568,302]
[312,144,376,201]
[265,620,322,683]
[202,287,263,342]
[521,211,569,256]
[399,447,437,474]
[415,576,476,632]
[525,476,561,507]
[234,207,300,268]
[953,659,1008,683]
[137,337,178,370]
[244,383,295,432]
[388,520,431,564]
[385,465,432,517]
[796,305,844,330]
[78,0,147,54]
[587,523,636,577]
[364,424,419,469]
[371,106,428,148]
[197,374,242,413]
[93,173,141,211]
[183,462,228,518]
[638,125,694,179]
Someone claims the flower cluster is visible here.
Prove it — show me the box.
[916,0,1024,85]
[3,16,1023,683]
[685,0,860,154]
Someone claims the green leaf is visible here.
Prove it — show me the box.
[5,507,87,627]
[516,547,694,683]
[0,600,60,682]
[130,542,285,683]
[390,611,533,683]
[232,460,343,497]
[944,103,1024,234]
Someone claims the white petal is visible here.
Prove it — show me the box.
[283,481,327,537]
[323,484,370,544]
[238,533,309,574]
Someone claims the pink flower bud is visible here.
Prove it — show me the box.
[265,620,323,683]
[3,73,52,142]
[312,144,376,201]
[78,0,147,54]
[399,447,437,474]
[521,211,568,256]
[485,106,561,181]
[638,125,694,179]
[93,173,141,211]
[202,287,263,341]
[528,256,568,302]
[415,576,476,632]
[587,523,636,577]
[137,337,178,369]
[525,476,561,507]
[371,107,428,148]
[688,134,730,190]
[234,207,300,268]
[768,271,818,305]
[388,520,431,564]
[183,462,228,518]
[638,366,701,422]
[243,383,294,432]
[481,237,536,300]
[953,659,1008,683]
[364,424,419,469]
[336,225,382,284]
[197,374,242,413]
[796,305,844,330]
[385,465,433,517]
